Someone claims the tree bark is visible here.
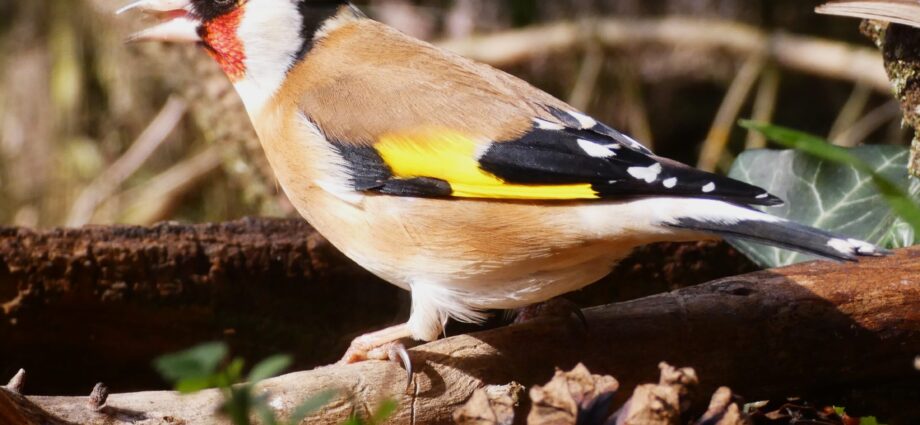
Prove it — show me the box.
[2,243,918,424]
[859,20,920,177]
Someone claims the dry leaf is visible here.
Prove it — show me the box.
[527,363,619,425]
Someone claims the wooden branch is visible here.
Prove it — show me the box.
[0,218,755,396]
[437,18,890,92]
[4,245,917,424]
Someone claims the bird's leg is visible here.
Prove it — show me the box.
[513,297,588,331]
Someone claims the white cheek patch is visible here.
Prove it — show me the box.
[628,163,663,183]
[232,0,304,115]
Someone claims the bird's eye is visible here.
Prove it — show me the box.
[191,0,240,20]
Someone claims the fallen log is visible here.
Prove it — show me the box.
[0,218,754,395]
[3,246,917,424]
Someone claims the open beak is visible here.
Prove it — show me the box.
[117,0,202,43]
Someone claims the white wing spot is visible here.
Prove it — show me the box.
[627,163,663,183]
[756,193,770,199]
[847,238,877,254]
[702,182,716,193]
[568,110,597,129]
[623,134,646,150]
[534,118,565,131]
[828,238,854,254]
[578,139,617,158]
[663,177,678,189]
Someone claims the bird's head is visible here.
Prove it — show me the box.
[120,0,355,113]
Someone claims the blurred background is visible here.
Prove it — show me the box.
[0,0,907,228]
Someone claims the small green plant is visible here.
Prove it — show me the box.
[342,399,398,425]
[154,342,337,425]
[834,406,887,425]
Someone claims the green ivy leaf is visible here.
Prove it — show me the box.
[154,342,228,384]
[883,218,917,249]
[740,121,920,234]
[247,354,292,383]
[728,145,918,267]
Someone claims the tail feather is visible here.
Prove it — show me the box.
[664,205,888,262]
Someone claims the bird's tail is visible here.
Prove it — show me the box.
[661,200,886,261]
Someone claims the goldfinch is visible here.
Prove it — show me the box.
[120,0,885,366]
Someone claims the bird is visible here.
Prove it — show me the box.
[119,0,886,373]
[817,0,920,28]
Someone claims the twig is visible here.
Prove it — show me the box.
[617,62,655,150]
[438,18,889,91]
[832,100,903,147]
[698,54,765,172]
[5,370,25,394]
[830,83,872,142]
[568,43,605,111]
[66,96,187,227]
[745,66,781,149]
[87,383,108,412]
[112,145,224,225]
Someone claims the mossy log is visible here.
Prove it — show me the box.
[860,20,920,176]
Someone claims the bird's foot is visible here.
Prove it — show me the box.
[513,298,588,332]
[338,325,415,390]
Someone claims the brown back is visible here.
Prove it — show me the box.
[277,17,573,145]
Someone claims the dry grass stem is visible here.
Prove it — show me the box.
[66,96,187,227]
[698,54,765,172]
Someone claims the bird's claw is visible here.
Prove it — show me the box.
[340,340,414,391]
[387,343,414,392]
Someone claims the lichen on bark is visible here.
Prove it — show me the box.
[863,20,920,177]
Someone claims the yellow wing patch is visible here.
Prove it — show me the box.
[375,128,597,200]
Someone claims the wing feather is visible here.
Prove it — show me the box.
[296,18,781,206]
